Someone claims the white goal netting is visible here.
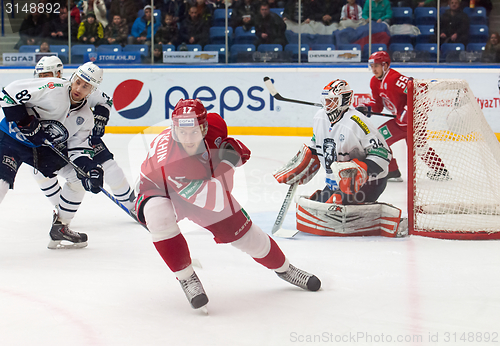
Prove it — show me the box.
[410,79,500,239]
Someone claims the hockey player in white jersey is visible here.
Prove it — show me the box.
[32,57,136,216]
[274,79,407,237]
[0,61,105,248]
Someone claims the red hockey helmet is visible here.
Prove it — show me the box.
[172,98,207,127]
[368,50,391,67]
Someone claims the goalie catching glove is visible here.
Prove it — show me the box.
[273,144,320,185]
[74,157,104,194]
[337,159,368,195]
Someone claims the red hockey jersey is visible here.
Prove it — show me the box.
[365,68,409,126]
[138,112,240,220]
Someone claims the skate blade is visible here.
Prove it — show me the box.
[192,258,203,269]
[387,177,403,182]
[273,228,299,238]
[48,240,88,249]
[199,306,209,315]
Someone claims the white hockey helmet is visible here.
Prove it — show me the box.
[71,62,103,93]
[321,79,354,125]
[34,56,64,78]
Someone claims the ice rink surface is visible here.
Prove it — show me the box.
[0,134,499,346]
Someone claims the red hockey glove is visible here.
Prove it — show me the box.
[338,159,368,195]
[219,137,251,166]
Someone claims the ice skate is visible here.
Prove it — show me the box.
[427,169,451,181]
[276,264,321,291]
[48,212,88,249]
[121,191,136,211]
[386,169,403,182]
[179,272,209,309]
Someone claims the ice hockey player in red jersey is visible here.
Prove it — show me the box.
[358,51,449,182]
[136,98,321,310]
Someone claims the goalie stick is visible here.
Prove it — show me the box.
[272,182,300,238]
[263,76,396,118]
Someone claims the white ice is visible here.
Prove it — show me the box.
[0,135,499,346]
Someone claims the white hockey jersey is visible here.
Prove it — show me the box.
[310,107,392,190]
[87,88,113,111]
[0,78,94,161]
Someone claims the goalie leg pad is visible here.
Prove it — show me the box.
[273,144,320,185]
[295,196,402,237]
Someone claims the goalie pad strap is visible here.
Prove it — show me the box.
[273,144,320,185]
[295,196,402,238]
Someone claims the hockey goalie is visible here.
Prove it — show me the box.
[274,79,407,237]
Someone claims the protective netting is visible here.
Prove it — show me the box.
[411,79,500,239]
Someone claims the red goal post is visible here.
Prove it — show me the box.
[407,78,500,240]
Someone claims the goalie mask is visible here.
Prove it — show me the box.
[34,56,63,78]
[321,79,353,125]
[171,99,208,154]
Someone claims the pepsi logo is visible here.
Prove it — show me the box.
[113,79,152,119]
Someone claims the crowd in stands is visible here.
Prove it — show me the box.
[14,0,497,63]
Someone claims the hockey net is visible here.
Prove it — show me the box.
[408,79,500,240]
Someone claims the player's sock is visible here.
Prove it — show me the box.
[102,159,135,210]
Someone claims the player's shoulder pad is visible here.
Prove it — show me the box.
[349,114,370,135]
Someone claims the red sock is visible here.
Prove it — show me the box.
[253,236,286,270]
[153,234,192,273]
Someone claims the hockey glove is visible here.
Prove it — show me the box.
[219,137,251,166]
[355,105,372,117]
[92,105,110,138]
[337,159,368,195]
[74,157,104,194]
[273,144,320,185]
[18,116,50,147]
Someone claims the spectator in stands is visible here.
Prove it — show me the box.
[179,6,210,47]
[43,6,78,43]
[70,0,81,25]
[482,32,500,62]
[160,0,188,24]
[109,0,140,26]
[194,0,214,23]
[433,0,469,46]
[362,0,393,26]
[156,13,180,46]
[104,14,129,46]
[413,0,436,7]
[254,2,287,47]
[283,0,313,25]
[77,12,104,45]
[231,0,258,30]
[150,44,164,63]
[39,40,51,53]
[130,5,161,46]
[15,8,49,49]
[313,0,342,26]
[82,0,108,28]
[339,0,364,29]
[268,0,286,8]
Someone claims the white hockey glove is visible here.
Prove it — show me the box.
[336,159,368,195]
[273,144,320,185]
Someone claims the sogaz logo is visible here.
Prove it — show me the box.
[113,80,152,119]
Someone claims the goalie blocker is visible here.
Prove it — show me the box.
[296,195,408,237]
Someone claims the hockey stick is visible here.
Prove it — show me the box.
[272,182,299,238]
[264,77,322,107]
[263,76,396,118]
[44,140,143,227]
